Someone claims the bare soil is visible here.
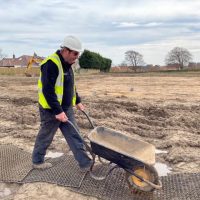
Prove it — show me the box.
[0,73,200,199]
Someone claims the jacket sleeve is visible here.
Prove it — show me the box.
[41,60,63,115]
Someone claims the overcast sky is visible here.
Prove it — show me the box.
[0,0,200,65]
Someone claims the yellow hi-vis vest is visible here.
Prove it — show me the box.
[38,53,76,109]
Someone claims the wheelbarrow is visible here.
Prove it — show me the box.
[67,110,162,193]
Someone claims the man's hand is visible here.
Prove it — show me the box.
[55,112,68,122]
[76,103,85,111]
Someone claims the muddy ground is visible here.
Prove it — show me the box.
[0,73,200,199]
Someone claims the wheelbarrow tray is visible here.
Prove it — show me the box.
[88,126,155,167]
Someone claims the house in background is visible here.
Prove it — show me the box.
[188,62,200,69]
[0,53,44,68]
[160,64,180,71]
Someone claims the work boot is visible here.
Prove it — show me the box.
[80,165,91,173]
[80,161,93,173]
[32,162,53,169]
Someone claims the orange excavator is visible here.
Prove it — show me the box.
[25,53,44,77]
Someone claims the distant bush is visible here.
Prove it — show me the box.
[79,50,112,72]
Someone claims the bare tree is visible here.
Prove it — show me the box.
[0,48,6,59]
[165,47,192,70]
[125,50,144,71]
[119,60,127,67]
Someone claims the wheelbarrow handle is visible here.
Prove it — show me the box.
[67,119,116,181]
[80,110,95,129]
[66,120,94,156]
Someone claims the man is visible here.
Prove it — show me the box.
[32,35,92,171]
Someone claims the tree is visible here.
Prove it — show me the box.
[0,49,4,59]
[79,50,112,72]
[0,48,6,59]
[119,60,127,67]
[125,50,144,71]
[165,47,192,70]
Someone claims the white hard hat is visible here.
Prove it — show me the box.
[61,35,82,52]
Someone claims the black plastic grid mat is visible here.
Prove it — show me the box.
[23,155,87,188]
[0,145,33,183]
[71,168,200,200]
[71,165,154,200]
[156,173,200,200]
[0,145,87,188]
[0,145,200,200]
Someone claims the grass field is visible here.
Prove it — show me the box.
[1,66,200,77]
[0,67,40,76]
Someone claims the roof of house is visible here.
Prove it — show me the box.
[0,54,44,67]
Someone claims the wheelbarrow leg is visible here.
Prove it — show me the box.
[89,155,119,181]
[98,156,112,165]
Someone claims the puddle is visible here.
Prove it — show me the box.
[154,162,172,176]
[155,149,171,176]
[0,188,11,198]
[155,149,168,154]
[46,151,64,158]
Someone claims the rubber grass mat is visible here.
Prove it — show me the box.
[0,145,200,199]
[23,155,87,188]
[70,165,200,200]
[0,145,87,188]
[0,145,33,183]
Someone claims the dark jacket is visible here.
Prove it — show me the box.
[40,50,81,115]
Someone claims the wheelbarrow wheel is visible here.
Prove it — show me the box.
[125,165,159,194]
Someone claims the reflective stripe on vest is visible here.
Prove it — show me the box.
[38,53,76,109]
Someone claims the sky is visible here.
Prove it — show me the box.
[0,0,200,66]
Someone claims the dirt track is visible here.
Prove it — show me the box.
[0,73,200,199]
